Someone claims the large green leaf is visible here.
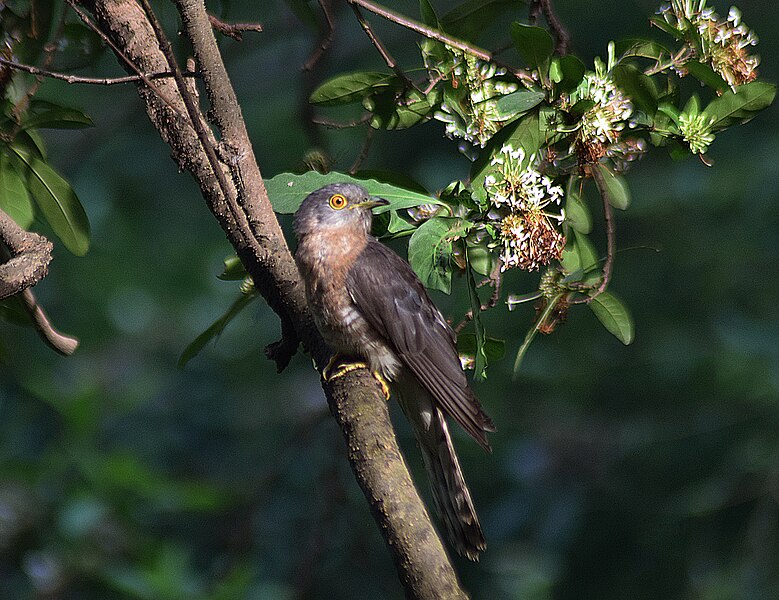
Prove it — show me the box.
[0,154,34,228]
[551,54,585,92]
[494,89,545,120]
[11,146,90,255]
[407,217,471,294]
[510,22,554,72]
[589,291,634,345]
[179,291,258,368]
[265,170,442,214]
[22,101,94,130]
[310,72,399,106]
[564,176,591,234]
[612,64,658,116]
[703,82,776,129]
[419,0,440,26]
[595,163,630,210]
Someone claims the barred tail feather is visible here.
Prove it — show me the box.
[397,378,486,560]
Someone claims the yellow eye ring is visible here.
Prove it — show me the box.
[329,194,348,210]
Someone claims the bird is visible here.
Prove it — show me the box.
[293,182,495,560]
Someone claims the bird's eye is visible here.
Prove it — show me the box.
[328,194,347,210]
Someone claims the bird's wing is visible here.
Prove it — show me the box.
[346,239,495,449]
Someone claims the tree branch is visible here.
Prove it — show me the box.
[0,56,198,85]
[79,1,469,596]
[348,0,533,84]
[0,210,52,300]
[207,13,263,41]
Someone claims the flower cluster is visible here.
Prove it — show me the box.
[678,111,715,154]
[659,1,759,89]
[568,56,633,165]
[424,44,518,147]
[484,145,566,271]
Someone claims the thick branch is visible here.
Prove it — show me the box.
[81,1,469,596]
[0,210,52,300]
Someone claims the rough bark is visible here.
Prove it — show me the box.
[80,1,469,597]
[0,209,52,300]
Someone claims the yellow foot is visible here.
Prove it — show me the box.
[322,355,391,401]
[322,354,368,381]
[371,371,391,401]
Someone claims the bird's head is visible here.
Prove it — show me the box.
[293,183,389,239]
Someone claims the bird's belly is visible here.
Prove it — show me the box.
[317,302,401,380]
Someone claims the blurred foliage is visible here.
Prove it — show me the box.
[0,1,778,599]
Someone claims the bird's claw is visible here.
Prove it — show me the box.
[322,354,368,381]
[322,355,391,401]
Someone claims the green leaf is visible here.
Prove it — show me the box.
[464,248,487,381]
[552,54,585,92]
[589,291,634,345]
[471,109,542,202]
[0,154,34,228]
[441,0,518,42]
[612,64,658,116]
[560,230,598,278]
[179,291,258,368]
[407,217,471,294]
[510,22,554,72]
[11,146,90,255]
[21,103,94,130]
[366,89,434,130]
[419,0,440,26]
[457,333,505,362]
[685,61,728,93]
[310,72,398,106]
[594,163,630,210]
[466,243,495,276]
[615,38,670,61]
[494,89,545,120]
[564,176,590,234]
[703,81,776,129]
[265,170,443,214]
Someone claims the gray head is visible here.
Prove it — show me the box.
[293,183,389,239]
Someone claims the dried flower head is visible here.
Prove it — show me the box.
[659,1,759,89]
[483,145,566,271]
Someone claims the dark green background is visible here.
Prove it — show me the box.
[1,1,777,598]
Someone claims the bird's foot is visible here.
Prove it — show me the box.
[322,355,391,401]
[322,354,368,381]
[371,371,391,401]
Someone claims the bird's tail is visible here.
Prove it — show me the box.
[397,381,486,561]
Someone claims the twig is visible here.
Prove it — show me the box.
[20,288,79,355]
[349,3,416,91]
[0,57,198,85]
[312,113,372,129]
[303,0,336,72]
[65,0,188,121]
[348,0,534,84]
[529,0,571,55]
[349,127,375,174]
[208,13,263,41]
[589,166,615,298]
[454,258,503,333]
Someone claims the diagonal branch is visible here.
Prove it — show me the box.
[79,1,469,596]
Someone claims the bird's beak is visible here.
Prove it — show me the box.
[354,197,390,211]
